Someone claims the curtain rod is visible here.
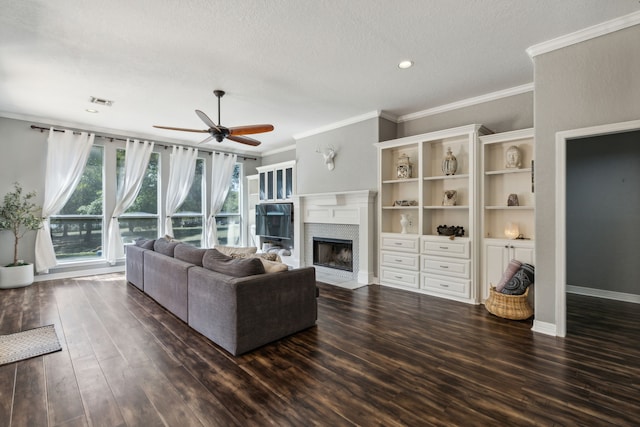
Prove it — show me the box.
[29,124,257,161]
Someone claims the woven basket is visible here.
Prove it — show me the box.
[485,286,533,320]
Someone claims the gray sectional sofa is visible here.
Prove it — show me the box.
[125,238,317,355]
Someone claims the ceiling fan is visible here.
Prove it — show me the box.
[153,90,273,146]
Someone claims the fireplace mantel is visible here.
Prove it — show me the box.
[294,190,377,285]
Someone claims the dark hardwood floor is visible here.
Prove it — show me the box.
[1,274,639,426]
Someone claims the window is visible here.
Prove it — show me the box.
[172,158,205,247]
[215,163,242,246]
[117,149,160,244]
[51,146,104,261]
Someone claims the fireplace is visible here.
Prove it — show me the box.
[313,237,353,272]
[295,190,376,287]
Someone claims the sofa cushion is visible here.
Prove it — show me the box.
[154,237,181,257]
[174,244,207,266]
[135,238,155,249]
[214,245,258,256]
[203,249,265,277]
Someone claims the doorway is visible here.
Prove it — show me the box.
[555,119,640,336]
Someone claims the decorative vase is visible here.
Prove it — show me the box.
[396,153,413,179]
[505,145,522,169]
[442,147,457,175]
[400,214,409,234]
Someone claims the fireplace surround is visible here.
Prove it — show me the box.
[294,190,376,287]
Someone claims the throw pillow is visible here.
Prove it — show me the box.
[174,244,207,266]
[203,249,266,277]
[501,263,535,295]
[259,258,289,273]
[229,252,281,262]
[495,259,522,292]
[154,237,181,257]
[134,238,155,249]
[214,245,258,256]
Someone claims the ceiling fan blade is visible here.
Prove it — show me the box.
[198,135,215,145]
[228,124,274,136]
[195,110,221,132]
[153,125,209,133]
[227,134,261,147]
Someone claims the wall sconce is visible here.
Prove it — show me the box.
[316,145,337,171]
[504,222,520,239]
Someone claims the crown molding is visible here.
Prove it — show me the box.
[379,111,398,123]
[293,110,381,140]
[259,144,296,157]
[396,83,534,123]
[527,10,640,58]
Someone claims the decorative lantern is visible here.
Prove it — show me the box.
[397,153,413,179]
[505,222,520,239]
[442,147,458,175]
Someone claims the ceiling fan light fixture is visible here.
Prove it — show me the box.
[398,60,414,69]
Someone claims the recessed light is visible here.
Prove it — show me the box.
[85,109,99,113]
[398,60,414,69]
[89,96,114,106]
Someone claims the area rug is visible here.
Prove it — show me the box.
[0,325,62,366]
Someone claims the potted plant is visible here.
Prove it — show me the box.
[0,183,42,288]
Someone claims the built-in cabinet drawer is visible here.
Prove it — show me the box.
[381,234,420,253]
[421,237,470,259]
[421,275,469,297]
[382,251,420,271]
[380,267,420,289]
[421,256,470,279]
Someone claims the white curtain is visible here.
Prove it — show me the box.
[106,139,155,264]
[164,146,198,237]
[35,129,95,273]
[205,153,237,247]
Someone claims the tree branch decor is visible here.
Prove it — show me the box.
[0,183,42,266]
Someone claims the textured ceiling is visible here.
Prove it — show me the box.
[1,0,639,154]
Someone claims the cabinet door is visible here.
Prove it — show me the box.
[267,170,274,200]
[259,172,266,201]
[285,167,293,199]
[484,243,507,296]
[513,246,534,265]
[276,169,284,200]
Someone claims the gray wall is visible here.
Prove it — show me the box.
[0,117,48,265]
[260,147,296,166]
[566,131,640,294]
[397,91,533,137]
[534,24,640,324]
[296,117,379,194]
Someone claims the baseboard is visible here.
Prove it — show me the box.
[531,320,557,336]
[567,285,640,304]
[34,265,125,282]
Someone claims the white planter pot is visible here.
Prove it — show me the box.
[0,263,34,289]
